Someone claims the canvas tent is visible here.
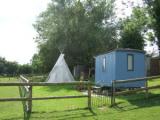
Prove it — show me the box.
[46,54,75,83]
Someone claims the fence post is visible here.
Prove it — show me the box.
[145,79,148,99]
[88,82,91,110]
[28,85,32,113]
[111,80,116,106]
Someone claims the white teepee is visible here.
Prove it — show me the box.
[46,54,75,83]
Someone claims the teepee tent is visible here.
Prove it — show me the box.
[46,54,75,83]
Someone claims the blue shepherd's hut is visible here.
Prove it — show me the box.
[95,49,146,88]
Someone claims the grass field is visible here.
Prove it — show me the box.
[0,77,160,120]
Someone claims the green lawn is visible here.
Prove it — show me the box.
[0,77,160,120]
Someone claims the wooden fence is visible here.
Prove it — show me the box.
[19,75,32,113]
[2,75,160,112]
[0,76,92,114]
[111,75,160,106]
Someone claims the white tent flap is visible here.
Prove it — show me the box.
[46,54,75,83]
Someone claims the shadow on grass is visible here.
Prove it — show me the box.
[0,112,30,120]
[24,112,32,120]
[1,117,23,120]
[42,85,80,93]
[31,108,96,120]
[113,92,160,112]
[1,108,96,120]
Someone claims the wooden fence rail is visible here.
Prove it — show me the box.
[0,81,90,86]
[0,76,92,114]
[0,95,88,102]
[111,75,160,106]
[115,85,160,96]
[114,75,160,83]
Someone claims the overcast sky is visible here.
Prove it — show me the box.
[0,0,157,64]
[0,0,50,64]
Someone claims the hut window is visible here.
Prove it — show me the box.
[127,54,134,71]
[102,57,106,72]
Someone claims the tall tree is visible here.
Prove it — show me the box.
[34,0,117,72]
[119,7,150,50]
[31,54,44,74]
[144,0,160,53]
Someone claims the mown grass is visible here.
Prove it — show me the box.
[0,77,160,120]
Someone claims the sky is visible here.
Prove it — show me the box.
[115,0,144,18]
[0,0,50,64]
[0,0,158,64]
[115,0,158,56]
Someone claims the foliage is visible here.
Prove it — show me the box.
[119,7,150,50]
[0,57,32,75]
[18,64,32,75]
[31,54,43,74]
[33,0,117,72]
[144,0,160,52]
[0,57,18,75]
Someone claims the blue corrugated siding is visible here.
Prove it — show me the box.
[95,52,116,86]
[115,51,146,87]
[95,50,146,88]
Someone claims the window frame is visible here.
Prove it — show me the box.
[127,54,134,71]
